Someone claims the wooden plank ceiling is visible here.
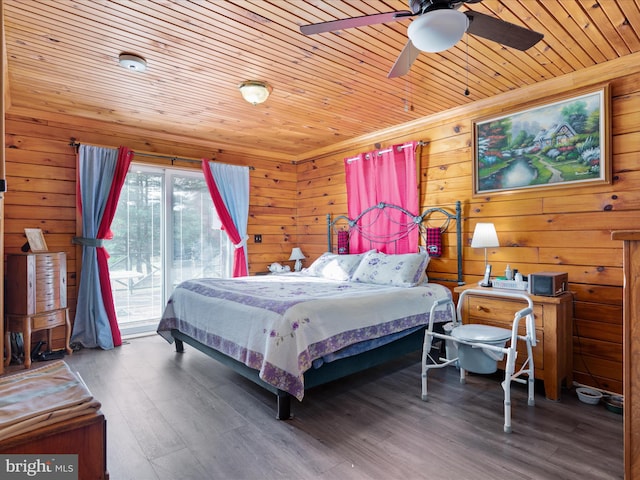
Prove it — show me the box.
[3,0,640,158]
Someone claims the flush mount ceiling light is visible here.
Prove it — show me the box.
[407,9,469,53]
[238,80,272,105]
[118,53,147,72]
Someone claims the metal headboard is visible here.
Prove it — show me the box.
[327,200,463,285]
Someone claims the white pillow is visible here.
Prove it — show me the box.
[351,251,430,287]
[304,252,367,281]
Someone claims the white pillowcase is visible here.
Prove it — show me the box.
[351,251,430,287]
[304,252,368,281]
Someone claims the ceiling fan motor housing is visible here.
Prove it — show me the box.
[409,0,473,14]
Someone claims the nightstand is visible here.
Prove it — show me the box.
[454,284,573,400]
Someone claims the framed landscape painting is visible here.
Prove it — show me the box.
[473,84,611,196]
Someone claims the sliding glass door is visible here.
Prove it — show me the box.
[108,164,232,336]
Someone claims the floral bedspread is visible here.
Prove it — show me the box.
[157,274,452,400]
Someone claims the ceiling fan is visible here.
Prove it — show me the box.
[300,0,544,78]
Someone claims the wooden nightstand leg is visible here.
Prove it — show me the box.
[544,376,560,401]
[23,318,32,369]
[64,309,73,356]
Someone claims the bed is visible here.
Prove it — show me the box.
[157,201,462,419]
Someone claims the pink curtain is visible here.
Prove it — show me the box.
[345,142,418,254]
[201,160,248,277]
[96,147,134,347]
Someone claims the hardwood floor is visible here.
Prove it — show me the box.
[62,335,623,480]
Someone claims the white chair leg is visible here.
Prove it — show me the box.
[503,379,512,434]
[502,347,518,433]
[421,330,433,401]
[525,338,535,406]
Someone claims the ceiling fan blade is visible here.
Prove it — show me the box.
[387,40,421,78]
[300,10,412,35]
[464,10,543,51]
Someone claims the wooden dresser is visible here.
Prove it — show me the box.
[4,252,72,368]
[454,284,573,401]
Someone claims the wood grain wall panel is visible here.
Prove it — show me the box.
[574,336,624,364]
[574,318,623,343]
[573,357,623,394]
[295,65,640,395]
[4,114,297,327]
[543,189,640,213]
[4,49,638,396]
[575,301,624,326]
[570,283,623,305]
[6,191,76,208]
[6,205,75,222]
[4,177,74,195]
[4,219,75,235]
[538,247,622,267]
[250,194,296,211]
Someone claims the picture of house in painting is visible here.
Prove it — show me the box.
[475,88,605,194]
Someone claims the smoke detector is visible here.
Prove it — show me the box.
[118,53,147,72]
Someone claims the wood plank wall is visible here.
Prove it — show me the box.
[4,53,640,394]
[295,54,640,395]
[3,113,297,350]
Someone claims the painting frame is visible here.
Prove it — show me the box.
[24,228,49,253]
[473,83,611,196]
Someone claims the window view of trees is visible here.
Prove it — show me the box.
[108,165,232,335]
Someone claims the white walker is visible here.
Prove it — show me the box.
[422,289,536,433]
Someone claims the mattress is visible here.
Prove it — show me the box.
[158,273,453,400]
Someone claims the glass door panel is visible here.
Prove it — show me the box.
[109,164,231,337]
[169,173,232,292]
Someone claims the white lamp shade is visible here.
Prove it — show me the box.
[471,223,499,248]
[239,81,272,105]
[288,247,306,261]
[407,9,469,53]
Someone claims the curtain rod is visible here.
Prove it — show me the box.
[345,140,427,163]
[69,140,255,170]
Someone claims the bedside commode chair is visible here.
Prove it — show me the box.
[423,289,536,433]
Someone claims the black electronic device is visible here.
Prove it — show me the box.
[528,272,568,296]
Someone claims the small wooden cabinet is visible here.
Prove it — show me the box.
[4,252,72,368]
[454,284,573,401]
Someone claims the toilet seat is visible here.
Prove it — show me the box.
[451,324,511,343]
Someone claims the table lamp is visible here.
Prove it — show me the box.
[471,223,499,286]
[289,247,306,272]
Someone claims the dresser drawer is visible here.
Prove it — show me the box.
[32,310,67,330]
[35,253,63,271]
[464,295,544,328]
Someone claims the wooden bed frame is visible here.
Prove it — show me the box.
[167,200,463,419]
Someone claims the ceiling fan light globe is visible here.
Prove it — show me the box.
[407,9,469,53]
